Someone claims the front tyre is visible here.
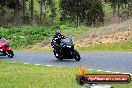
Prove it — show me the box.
[7,50,14,58]
[72,50,81,61]
[54,50,63,61]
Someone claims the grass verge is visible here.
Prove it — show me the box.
[0,60,131,88]
[15,41,132,52]
[77,41,132,52]
[0,26,131,52]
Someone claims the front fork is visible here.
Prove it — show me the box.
[0,49,3,53]
[0,49,6,56]
[0,49,3,52]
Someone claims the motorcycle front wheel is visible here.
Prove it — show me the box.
[7,50,14,58]
[54,50,63,61]
[72,50,81,61]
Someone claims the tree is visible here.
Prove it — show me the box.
[30,0,34,22]
[49,2,57,21]
[0,0,5,17]
[40,0,43,24]
[107,0,131,16]
[22,0,26,23]
[0,0,23,26]
[43,0,57,25]
[14,0,19,26]
[60,0,83,26]
[60,0,104,26]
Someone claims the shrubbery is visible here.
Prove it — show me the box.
[0,27,54,49]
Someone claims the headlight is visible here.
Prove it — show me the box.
[67,46,71,48]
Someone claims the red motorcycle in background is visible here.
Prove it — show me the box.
[0,38,14,58]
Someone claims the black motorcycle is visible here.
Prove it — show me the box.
[52,38,81,61]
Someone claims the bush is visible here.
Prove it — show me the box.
[0,27,54,49]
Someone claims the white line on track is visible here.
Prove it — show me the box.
[87,69,94,70]
[104,71,112,73]
[122,73,131,74]
[113,72,120,74]
[97,70,103,72]
[46,65,52,67]
[87,68,132,75]
[35,64,41,66]
[22,63,132,75]
[24,63,29,64]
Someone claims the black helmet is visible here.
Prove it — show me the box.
[55,30,62,39]
[55,30,61,35]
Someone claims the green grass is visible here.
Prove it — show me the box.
[77,41,132,52]
[0,60,79,88]
[0,60,131,88]
[0,27,54,49]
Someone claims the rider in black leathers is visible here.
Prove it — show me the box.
[51,28,65,55]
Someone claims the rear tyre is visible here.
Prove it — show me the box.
[7,50,14,58]
[73,50,81,61]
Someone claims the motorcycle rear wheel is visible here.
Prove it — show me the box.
[73,50,81,61]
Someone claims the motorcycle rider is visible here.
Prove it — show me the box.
[51,27,65,56]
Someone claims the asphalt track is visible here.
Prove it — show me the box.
[1,52,132,74]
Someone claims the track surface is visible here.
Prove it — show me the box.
[2,52,132,73]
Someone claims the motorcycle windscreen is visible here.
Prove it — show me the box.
[0,38,9,47]
[0,38,7,43]
[61,38,73,46]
